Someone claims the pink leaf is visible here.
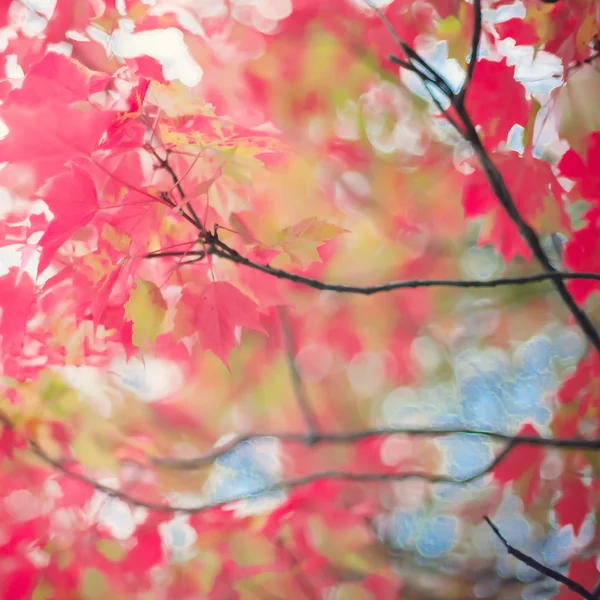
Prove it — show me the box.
[175,281,264,366]
[0,268,36,357]
[36,164,99,274]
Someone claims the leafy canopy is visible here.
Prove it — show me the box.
[0,0,599,598]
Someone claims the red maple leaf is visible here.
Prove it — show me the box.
[493,424,545,505]
[555,474,590,535]
[175,281,265,365]
[463,150,568,262]
[3,51,110,108]
[563,205,600,302]
[495,18,539,46]
[36,164,99,275]
[558,131,600,202]
[0,101,112,166]
[0,268,36,357]
[464,59,529,149]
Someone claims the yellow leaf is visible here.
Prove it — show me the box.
[273,217,348,268]
[101,223,131,254]
[124,280,167,349]
[148,81,210,117]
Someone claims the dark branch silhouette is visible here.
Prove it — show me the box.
[278,306,320,441]
[211,242,600,293]
[458,0,482,106]
[148,145,205,231]
[152,427,600,470]
[484,517,594,600]
[374,6,600,352]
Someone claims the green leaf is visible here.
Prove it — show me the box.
[124,279,167,349]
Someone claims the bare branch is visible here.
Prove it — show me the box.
[152,428,600,471]
[565,50,600,77]
[457,0,482,106]
[368,2,600,351]
[210,242,600,294]
[591,578,600,600]
[2,408,523,515]
[454,109,600,352]
[484,517,594,600]
[364,0,454,97]
[371,4,600,353]
[144,250,205,259]
[278,306,320,441]
[8,398,599,516]
[147,146,205,232]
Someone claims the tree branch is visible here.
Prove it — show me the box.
[147,146,205,232]
[457,0,482,106]
[2,409,525,515]
[484,517,594,600]
[209,242,600,294]
[7,400,600,515]
[278,306,320,441]
[566,50,600,77]
[364,0,454,97]
[455,109,600,352]
[374,11,600,353]
[144,250,205,259]
[152,427,600,471]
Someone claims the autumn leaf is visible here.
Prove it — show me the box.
[0,268,36,357]
[464,59,529,149]
[124,280,167,349]
[494,18,539,46]
[463,150,568,262]
[175,281,264,365]
[558,131,600,202]
[36,164,100,275]
[492,423,545,506]
[231,213,347,268]
[273,217,348,267]
[0,102,113,165]
[555,474,590,535]
[3,52,110,108]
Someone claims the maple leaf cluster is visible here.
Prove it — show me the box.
[0,0,599,598]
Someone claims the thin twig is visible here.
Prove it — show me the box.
[144,250,205,259]
[209,243,600,294]
[372,7,600,353]
[457,0,482,106]
[1,409,522,515]
[591,578,600,600]
[455,110,600,352]
[152,428,600,471]
[364,0,454,97]
[565,50,600,77]
[484,517,593,600]
[148,146,205,231]
[278,306,320,441]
